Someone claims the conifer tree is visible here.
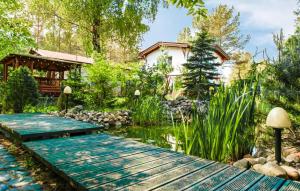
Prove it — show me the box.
[183,31,221,99]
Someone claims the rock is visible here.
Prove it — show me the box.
[0,174,10,182]
[281,165,299,180]
[243,154,253,158]
[115,121,122,128]
[256,157,267,165]
[267,155,276,162]
[283,147,298,157]
[253,162,287,178]
[286,153,300,163]
[233,159,250,169]
[103,118,109,122]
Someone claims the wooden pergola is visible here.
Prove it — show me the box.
[1,53,90,96]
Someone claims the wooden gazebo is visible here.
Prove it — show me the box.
[0,50,93,96]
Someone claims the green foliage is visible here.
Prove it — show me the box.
[85,56,119,108]
[0,0,35,59]
[183,31,220,99]
[168,0,206,16]
[63,68,87,106]
[177,27,192,43]
[5,67,39,113]
[192,4,249,53]
[24,97,58,113]
[136,51,173,97]
[261,27,300,128]
[57,93,66,111]
[174,80,258,162]
[132,96,167,126]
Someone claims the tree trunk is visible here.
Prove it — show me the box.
[92,18,101,53]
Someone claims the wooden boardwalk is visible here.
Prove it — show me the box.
[23,134,300,191]
[1,114,300,190]
[0,113,102,141]
[0,145,42,190]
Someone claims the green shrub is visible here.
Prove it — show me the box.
[57,93,66,111]
[5,67,39,113]
[132,96,168,126]
[24,97,58,113]
[174,80,258,162]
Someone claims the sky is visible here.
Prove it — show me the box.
[140,0,298,59]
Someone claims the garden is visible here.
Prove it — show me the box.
[0,0,300,190]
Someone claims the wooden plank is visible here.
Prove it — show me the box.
[279,180,300,191]
[185,166,246,191]
[0,113,103,141]
[247,176,286,191]
[111,160,214,190]
[1,114,292,191]
[213,170,264,191]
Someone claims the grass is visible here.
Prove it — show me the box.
[132,96,168,126]
[173,81,258,162]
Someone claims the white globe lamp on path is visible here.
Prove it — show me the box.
[266,107,291,163]
[63,86,72,113]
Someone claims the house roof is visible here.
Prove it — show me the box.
[29,49,94,64]
[139,41,230,60]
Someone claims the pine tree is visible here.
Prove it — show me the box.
[183,31,221,99]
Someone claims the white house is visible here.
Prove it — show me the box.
[139,41,231,84]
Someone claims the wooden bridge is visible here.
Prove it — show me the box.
[0,113,300,191]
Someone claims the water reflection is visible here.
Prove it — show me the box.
[105,126,181,152]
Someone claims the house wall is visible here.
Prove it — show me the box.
[143,47,230,81]
[145,47,189,75]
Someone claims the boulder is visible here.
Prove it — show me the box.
[283,147,298,157]
[233,159,250,169]
[285,153,300,163]
[256,157,267,165]
[253,162,287,178]
[281,165,299,180]
[244,157,266,166]
[0,174,10,182]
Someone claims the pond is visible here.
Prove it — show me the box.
[104,125,182,152]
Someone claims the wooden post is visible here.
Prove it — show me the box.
[3,63,7,81]
[15,57,19,69]
[30,61,34,73]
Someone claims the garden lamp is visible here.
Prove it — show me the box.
[134,90,141,97]
[266,107,291,164]
[63,86,72,113]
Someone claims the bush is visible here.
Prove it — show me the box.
[5,67,39,113]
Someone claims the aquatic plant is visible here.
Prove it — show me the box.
[132,96,168,126]
[174,80,258,162]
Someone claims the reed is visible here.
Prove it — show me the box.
[132,96,167,126]
[174,80,258,162]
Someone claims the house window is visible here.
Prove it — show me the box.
[167,56,172,65]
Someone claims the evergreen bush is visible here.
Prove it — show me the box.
[5,67,39,113]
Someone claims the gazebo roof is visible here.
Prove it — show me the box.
[29,49,94,64]
[0,53,91,71]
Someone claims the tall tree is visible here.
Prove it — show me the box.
[0,0,35,59]
[183,31,221,99]
[192,4,249,53]
[56,0,160,54]
[177,27,192,43]
[229,51,252,82]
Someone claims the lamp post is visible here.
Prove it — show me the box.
[266,107,291,164]
[63,86,72,113]
[134,90,141,98]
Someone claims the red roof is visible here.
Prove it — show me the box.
[139,41,230,60]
